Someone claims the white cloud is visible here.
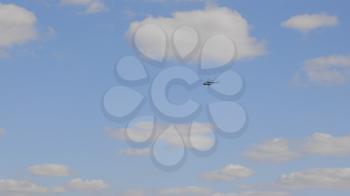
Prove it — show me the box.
[120,148,151,157]
[52,186,66,193]
[303,132,350,156]
[0,3,37,56]
[203,164,254,182]
[213,191,291,196]
[0,128,4,137]
[65,178,108,191]
[245,132,350,163]
[280,167,350,190]
[121,121,155,143]
[294,55,350,86]
[127,6,265,62]
[151,123,215,151]
[244,138,300,163]
[53,178,109,193]
[28,164,71,177]
[0,179,48,193]
[60,0,107,14]
[109,121,215,152]
[122,189,148,196]
[188,122,215,151]
[158,186,212,196]
[122,187,290,196]
[282,13,338,32]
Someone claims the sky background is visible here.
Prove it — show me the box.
[0,0,350,196]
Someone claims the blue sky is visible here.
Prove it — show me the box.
[0,0,350,195]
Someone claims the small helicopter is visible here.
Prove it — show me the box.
[202,79,219,86]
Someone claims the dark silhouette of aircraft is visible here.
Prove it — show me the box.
[202,79,218,86]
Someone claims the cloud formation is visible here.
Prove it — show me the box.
[303,132,350,156]
[65,178,108,191]
[109,121,216,155]
[245,132,350,162]
[0,3,37,56]
[294,55,350,86]
[244,138,300,163]
[158,186,212,196]
[0,179,48,193]
[280,167,350,190]
[127,7,265,62]
[0,163,108,194]
[28,164,71,177]
[122,186,291,196]
[282,13,338,32]
[213,191,291,196]
[0,178,108,194]
[60,0,107,14]
[202,164,254,182]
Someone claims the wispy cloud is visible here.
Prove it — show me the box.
[282,13,338,32]
[280,167,350,190]
[53,178,108,193]
[28,163,71,177]
[122,186,291,196]
[60,0,107,14]
[244,138,300,163]
[158,186,212,196]
[202,164,254,182]
[1,164,108,194]
[303,132,350,156]
[0,179,48,193]
[294,55,350,86]
[109,121,216,155]
[244,132,350,163]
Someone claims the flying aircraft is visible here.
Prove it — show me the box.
[202,79,219,86]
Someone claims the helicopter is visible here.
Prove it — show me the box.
[202,79,219,86]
